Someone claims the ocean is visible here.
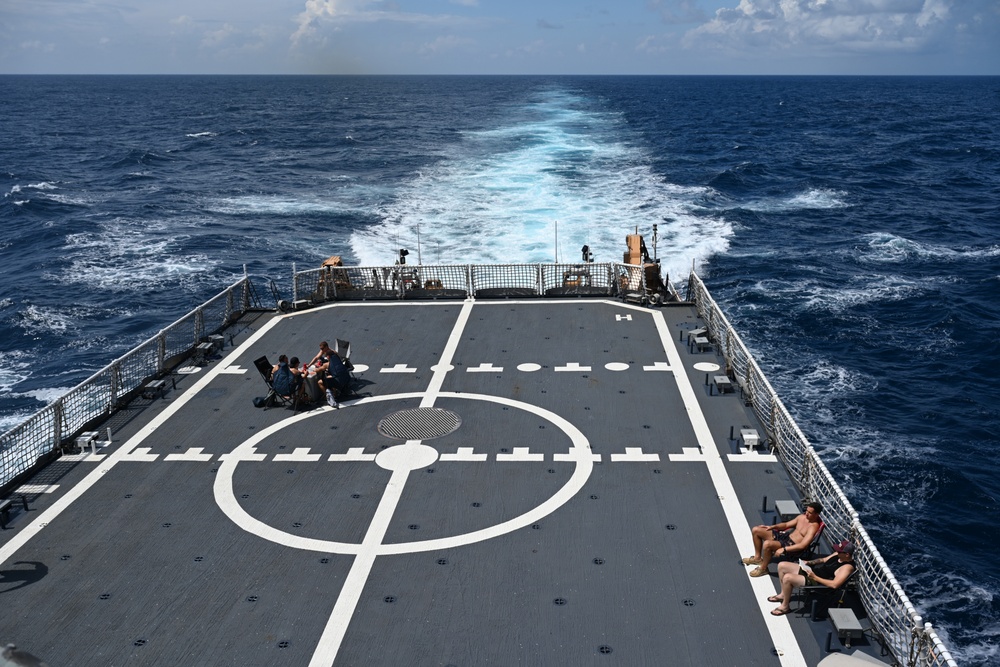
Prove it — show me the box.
[1,74,998,664]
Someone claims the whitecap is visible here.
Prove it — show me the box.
[16,304,76,336]
[57,217,221,293]
[18,386,74,405]
[860,232,1000,264]
[0,350,32,393]
[738,188,849,213]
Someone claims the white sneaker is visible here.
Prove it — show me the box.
[326,390,336,407]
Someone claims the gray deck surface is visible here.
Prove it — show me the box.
[0,299,885,666]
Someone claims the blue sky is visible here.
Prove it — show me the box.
[2,0,997,75]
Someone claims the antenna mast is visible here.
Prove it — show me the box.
[417,223,423,265]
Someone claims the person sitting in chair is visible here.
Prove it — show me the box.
[742,501,823,577]
[308,341,336,371]
[271,355,297,400]
[309,341,348,408]
[767,539,856,616]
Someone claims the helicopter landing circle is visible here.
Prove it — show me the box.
[213,391,594,556]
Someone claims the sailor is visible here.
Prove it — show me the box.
[742,502,823,577]
[767,539,856,616]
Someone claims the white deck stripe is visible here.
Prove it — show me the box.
[309,464,412,667]
[610,447,660,462]
[164,447,214,462]
[312,300,476,667]
[652,310,806,667]
[420,300,474,409]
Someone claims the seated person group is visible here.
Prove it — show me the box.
[272,340,350,408]
[741,501,857,616]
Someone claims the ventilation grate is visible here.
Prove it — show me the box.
[378,408,461,440]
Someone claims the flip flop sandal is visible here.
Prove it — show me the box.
[770,608,791,616]
[767,595,783,603]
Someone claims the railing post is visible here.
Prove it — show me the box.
[110,361,121,408]
[52,399,63,454]
[466,265,474,298]
[225,287,234,325]
[194,307,204,346]
[157,332,167,375]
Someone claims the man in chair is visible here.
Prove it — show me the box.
[742,501,823,577]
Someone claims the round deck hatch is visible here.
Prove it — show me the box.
[378,407,461,440]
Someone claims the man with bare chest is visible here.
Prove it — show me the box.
[742,501,823,577]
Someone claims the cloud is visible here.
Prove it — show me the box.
[292,0,344,46]
[537,19,562,30]
[419,34,474,55]
[684,0,958,55]
[19,40,55,53]
[636,34,670,55]
[290,0,480,47]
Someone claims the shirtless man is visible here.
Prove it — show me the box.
[742,501,823,577]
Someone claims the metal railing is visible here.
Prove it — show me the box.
[0,277,255,490]
[292,262,647,301]
[686,271,956,667]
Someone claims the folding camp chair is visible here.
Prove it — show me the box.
[794,565,859,620]
[253,355,295,410]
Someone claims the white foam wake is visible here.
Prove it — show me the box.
[348,88,732,283]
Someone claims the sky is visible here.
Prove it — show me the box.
[1,0,998,75]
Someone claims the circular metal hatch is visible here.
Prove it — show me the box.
[377,407,461,441]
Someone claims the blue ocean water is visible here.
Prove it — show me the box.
[1,75,998,663]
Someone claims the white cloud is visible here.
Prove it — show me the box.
[19,40,55,53]
[419,35,474,55]
[292,0,344,46]
[202,23,240,48]
[290,0,479,48]
[684,0,956,54]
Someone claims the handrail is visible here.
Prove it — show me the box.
[686,271,956,667]
[291,261,648,302]
[0,277,256,490]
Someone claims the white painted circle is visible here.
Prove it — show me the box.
[605,362,629,371]
[352,363,369,373]
[517,363,542,372]
[376,443,439,472]
[430,364,455,373]
[693,362,720,372]
[176,366,202,374]
[214,391,593,556]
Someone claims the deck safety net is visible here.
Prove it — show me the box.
[687,271,956,667]
[0,278,253,489]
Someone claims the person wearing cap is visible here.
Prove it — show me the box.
[766,539,856,616]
